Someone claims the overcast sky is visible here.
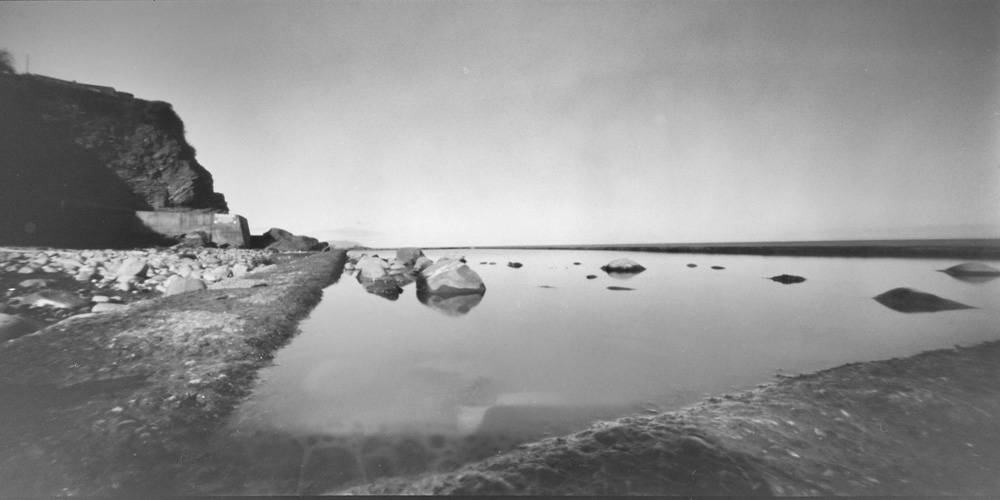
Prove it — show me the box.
[2,0,997,247]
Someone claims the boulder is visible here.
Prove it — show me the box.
[356,255,389,280]
[21,289,89,309]
[18,279,52,288]
[164,276,207,296]
[442,252,467,263]
[939,263,1000,282]
[600,258,646,273]
[769,274,806,284]
[419,258,486,296]
[508,262,523,268]
[231,263,250,277]
[413,255,434,271]
[0,313,48,342]
[873,287,975,313]
[941,262,1000,275]
[258,228,329,252]
[395,247,426,266]
[115,257,149,278]
[92,302,129,313]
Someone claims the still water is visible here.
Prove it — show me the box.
[216,250,1000,493]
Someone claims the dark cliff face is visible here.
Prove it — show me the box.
[0,73,228,247]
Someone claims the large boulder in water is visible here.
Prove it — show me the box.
[873,287,975,313]
[419,258,486,295]
[395,247,426,267]
[600,258,646,274]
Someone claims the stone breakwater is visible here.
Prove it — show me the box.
[1,247,276,340]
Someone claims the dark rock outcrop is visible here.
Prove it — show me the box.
[939,263,1000,282]
[254,228,329,252]
[873,287,975,313]
[769,274,806,284]
[940,262,1000,275]
[1,72,229,247]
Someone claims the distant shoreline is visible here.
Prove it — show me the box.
[399,239,1000,260]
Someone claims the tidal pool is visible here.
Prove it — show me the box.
[213,250,1000,493]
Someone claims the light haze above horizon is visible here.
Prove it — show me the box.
[2,0,998,248]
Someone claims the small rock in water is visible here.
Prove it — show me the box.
[769,274,806,284]
[687,263,697,268]
[607,286,634,291]
[601,258,646,273]
[586,275,598,280]
[711,266,725,270]
[508,262,523,268]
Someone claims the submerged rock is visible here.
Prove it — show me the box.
[687,264,697,268]
[873,287,975,313]
[769,274,806,284]
[607,286,635,291]
[508,262,523,268]
[600,259,646,273]
[711,266,725,270]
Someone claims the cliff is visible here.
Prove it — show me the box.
[0,73,228,247]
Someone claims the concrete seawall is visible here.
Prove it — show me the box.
[135,211,250,248]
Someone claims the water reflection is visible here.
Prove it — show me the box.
[417,289,485,317]
[605,271,642,280]
[357,273,414,301]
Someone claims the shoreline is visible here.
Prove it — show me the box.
[0,246,997,495]
[412,238,1000,260]
[346,339,1000,495]
[0,250,346,496]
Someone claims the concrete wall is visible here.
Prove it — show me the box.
[135,211,250,248]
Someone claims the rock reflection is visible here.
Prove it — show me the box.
[357,274,414,301]
[605,271,642,280]
[417,289,485,317]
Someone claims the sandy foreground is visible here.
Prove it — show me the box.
[0,249,997,495]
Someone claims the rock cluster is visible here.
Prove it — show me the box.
[1,247,274,341]
[345,248,486,314]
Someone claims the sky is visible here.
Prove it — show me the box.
[2,0,998,247]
